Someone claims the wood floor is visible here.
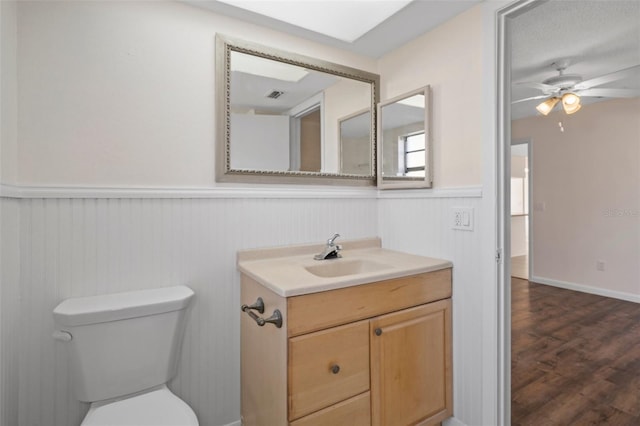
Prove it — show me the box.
[511,278,640,425]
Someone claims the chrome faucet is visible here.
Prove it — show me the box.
[314,233,342,260]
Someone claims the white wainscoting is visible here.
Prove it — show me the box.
[2,188,484,426]
[1,198,21,426]
[14,197,378,426]
[379,195,484,425]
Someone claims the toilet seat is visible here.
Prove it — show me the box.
[81,385,198,426]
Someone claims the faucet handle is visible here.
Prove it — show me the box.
[327,233,340,245]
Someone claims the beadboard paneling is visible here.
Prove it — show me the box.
[379,196,483,425]
[1,198,20,426]
[7,193,484,426]
[16,197,377,426]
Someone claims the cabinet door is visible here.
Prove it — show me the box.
[370,299,452,426]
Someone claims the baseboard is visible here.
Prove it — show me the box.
[443,416,467,426]
[530,276,640,303]
[224,417,467,426]
[227,416,464,426]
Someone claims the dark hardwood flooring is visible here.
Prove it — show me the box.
[511,278,640,425]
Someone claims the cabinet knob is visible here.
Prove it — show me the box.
[374,328,382,336]
[330,364,340,374]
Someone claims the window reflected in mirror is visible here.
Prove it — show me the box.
[402,131,426,177]
[377,87,432,189]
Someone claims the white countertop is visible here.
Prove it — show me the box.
[237,238,452,297]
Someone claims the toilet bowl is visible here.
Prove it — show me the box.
[53,286,198,426]
[82,385,198,426]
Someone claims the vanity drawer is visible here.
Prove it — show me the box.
[288,268,452,336]
[288,320,370,420]
[289,392,371,426]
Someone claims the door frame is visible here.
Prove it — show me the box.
[496,1,546,424]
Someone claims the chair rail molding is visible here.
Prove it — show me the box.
[1,183,482,200]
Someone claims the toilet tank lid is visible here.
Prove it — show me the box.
[53,286,195,327]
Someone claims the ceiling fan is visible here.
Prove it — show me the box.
[512,61,640,115]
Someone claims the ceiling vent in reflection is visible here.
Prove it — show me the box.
[266,90,285,99]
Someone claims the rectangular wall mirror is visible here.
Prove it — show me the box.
[216,35,380,186]
[377,86,432,189]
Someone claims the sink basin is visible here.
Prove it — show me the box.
[238,238,453,296]
[305,259,391,278]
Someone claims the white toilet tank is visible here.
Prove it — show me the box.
[53,286,194,402]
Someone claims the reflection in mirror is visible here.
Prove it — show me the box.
[216,35,380,185]
[377,86,432,189]
[339,109,372,175]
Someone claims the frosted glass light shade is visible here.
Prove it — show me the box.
[562,93,582,114]
[536,97,560,115]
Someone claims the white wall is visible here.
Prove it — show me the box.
[513,97,640,300]
[510,156,528,257]
[510,216,527,257]
[1,1,20,425]
[377,6,483,189]
[1,0,18,184]
[15,0,376,187]
[0,2,500,426]
[323,78,372,173]
[230,114,290,170]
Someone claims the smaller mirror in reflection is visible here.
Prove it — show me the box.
[339,109,372,175]
[378,86,432,189]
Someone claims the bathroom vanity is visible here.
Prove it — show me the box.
[238,238,452,426]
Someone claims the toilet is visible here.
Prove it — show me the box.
[53,286,198,426]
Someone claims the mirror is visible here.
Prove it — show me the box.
[216,35,380,185]
[377,86,432,189]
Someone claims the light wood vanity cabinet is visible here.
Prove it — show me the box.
[240,267,452,426]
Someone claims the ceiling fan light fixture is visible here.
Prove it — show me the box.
[562,93,581,114]
[536,97,560,115]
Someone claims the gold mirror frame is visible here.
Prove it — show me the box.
[216,35,380,186]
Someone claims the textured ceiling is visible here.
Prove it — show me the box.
[510,0,640,119]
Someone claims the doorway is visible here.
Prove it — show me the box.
[298,108,322,172]
[509,139,530,280]
[498,0,640,424]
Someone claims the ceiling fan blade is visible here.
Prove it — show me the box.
[514,81,557,92]
[577,88,640,98]
[574,65,640,90]
[511,95,548,104]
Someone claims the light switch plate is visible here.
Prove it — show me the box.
[452,207,474,231]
